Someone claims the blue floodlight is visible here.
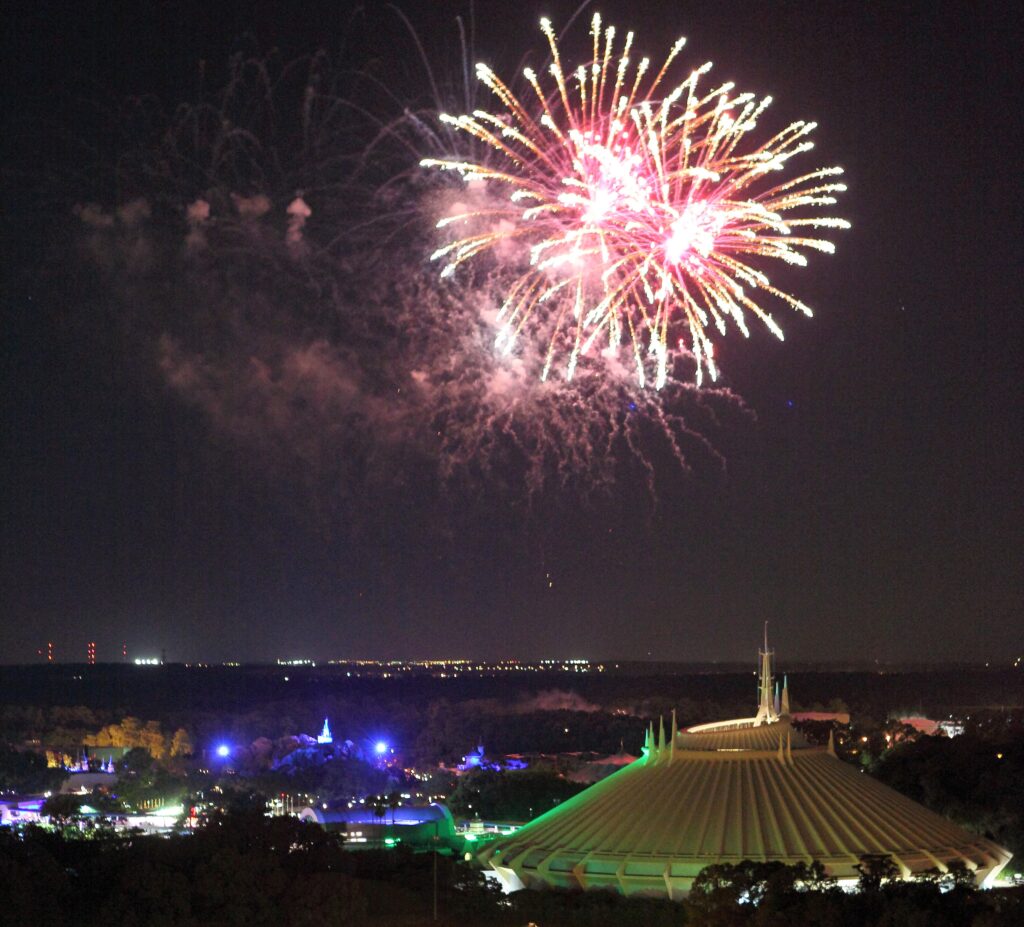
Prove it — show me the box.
[374,740,388,755]
[216,744,231,758]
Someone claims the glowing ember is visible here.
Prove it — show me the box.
[422,15,849,388]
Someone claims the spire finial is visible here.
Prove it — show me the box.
[755,624,777,725]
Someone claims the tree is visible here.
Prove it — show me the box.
[690,859,797,911]
[942,860,977,891]
[447,768,586,821]
[141,720,168,760]
[169,727,193,758]
[689,862,749,913]
[386,790,401,825]
[855,853,899,892]
[115,753,184,812]
[0,746,65,793]
[217,787,268,816]
[121,746,154,775]
[86,787,125,814]
[41,793,83,827]
[794,860,837,892]
[83,717,169,759]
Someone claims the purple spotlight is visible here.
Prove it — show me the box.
[374,741,388,755]
[215,744,231,758]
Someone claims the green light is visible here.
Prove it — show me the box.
[150,804,184,817]
[464,833,477,841]
[384,837,398,846]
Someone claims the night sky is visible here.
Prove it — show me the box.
[2,1,1021,664]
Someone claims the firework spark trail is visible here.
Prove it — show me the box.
[422,14,849,390]
[66,38,749,507]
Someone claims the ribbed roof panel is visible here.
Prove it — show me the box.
[481,747,1011,895]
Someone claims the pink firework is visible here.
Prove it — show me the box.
[422,14,849,388]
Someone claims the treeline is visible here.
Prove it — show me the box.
[1,664,1018,734]
[1,817,1021,926]
[0,704,116,752]
[873,728,1024,877]
[2,663,1021,769]
[447,768,587,820]
[1,698,651,767]
[0,745,64,794]
[507,860,1024,926]
[83,717,193,761]
[224,753,401,806]
[0,814,499,927]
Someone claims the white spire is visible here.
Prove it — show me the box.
[754,622,779,726]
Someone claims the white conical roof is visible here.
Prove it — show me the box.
[481,646,1011,897]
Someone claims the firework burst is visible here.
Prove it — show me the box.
[422,14,849,389]
[62,36,748,511]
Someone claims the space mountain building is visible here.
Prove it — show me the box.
[479,634,1011,897]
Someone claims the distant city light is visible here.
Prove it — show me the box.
[215,744,231,758]
[374,741,388,755]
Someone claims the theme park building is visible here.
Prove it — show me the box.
[479,634,1011,897]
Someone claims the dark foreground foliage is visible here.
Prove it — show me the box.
[447,767,587,821]
[0,813,497,927]
[2,815,1022,926]
[0,744,65,794]
[873,730,1024,876]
